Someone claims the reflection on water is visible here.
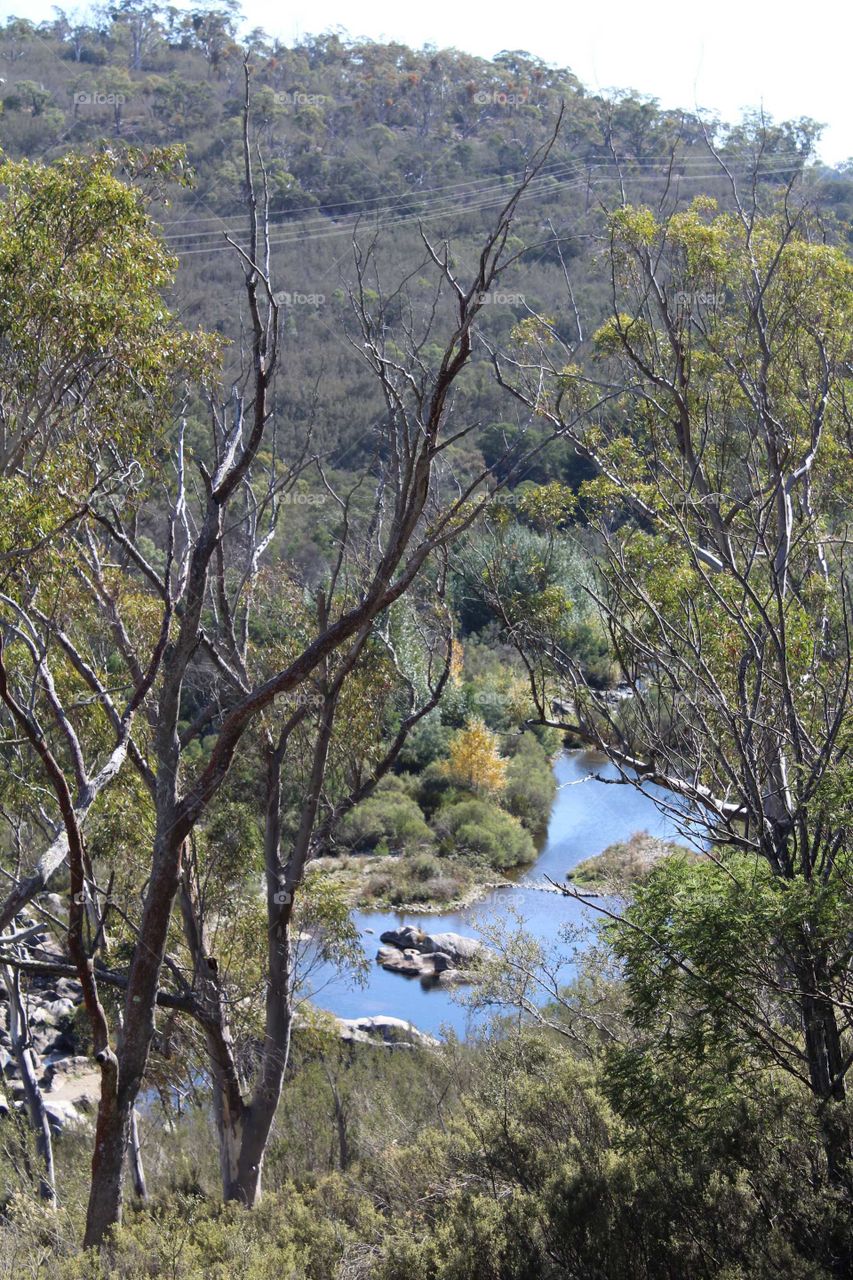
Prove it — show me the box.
[304,750,688,1037]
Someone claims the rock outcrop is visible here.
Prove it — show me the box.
[0,909,446,1128]
[0,921,88,1132]
[377,925,491,984]
[335,1015,438,1047]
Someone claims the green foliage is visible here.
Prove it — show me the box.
[432,797,536,868]
[336,776,434,853]
[297,867,367,980]
[455,524,616,687]
[503,731,557,832]
[50,1189,365,1280]
[0,15,851,1277]
[395,710,452,771]
[608,850,850,1065]
[373,1029,842,1280]
[362,849,472,906]
[0,148,211,479]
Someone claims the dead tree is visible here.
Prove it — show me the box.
[0,64,565,1243]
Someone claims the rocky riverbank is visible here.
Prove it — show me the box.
[0,917,97,1132]
[318,851,514,914]
[0,907,446,1138]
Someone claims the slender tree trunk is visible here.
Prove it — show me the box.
[84,830,185,1246]
[326,1071,350,1172]
[215,1088,246,1202]
[204,1010,248,1201]
[85,1088,131,1245]
[3,966,56,1205]
[177,859,252,1202]
[128,1109,147,1202]
[797,950,852,1193]
[220,737,299,1206]
[224,913,294,1206]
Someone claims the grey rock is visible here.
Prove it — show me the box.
[379,925,489,969]
[336,1016,438,1048]
[50,1054,91,1072]
[43,1098,85,1131]
[376,945,432,976]
[435,967,480,987]
[45,998,76,1020]
[426,932,485,964]
[30,1007,59,1028]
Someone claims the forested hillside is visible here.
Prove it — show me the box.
[1,7,853,1278]
[3,6,851,466]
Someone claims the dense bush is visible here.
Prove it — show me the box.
[504,732,557,832]
[336,777,433,853]
[414,760,460,817]
[374,1032,844,1280]
[1,992,847,1279]
[22,1188,367,1280]
[395,711,452,772]
[432,797,536,868]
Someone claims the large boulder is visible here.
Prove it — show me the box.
[379,925,487,966]
[376,945,433,977]
[336,1016,438,1048]
[422,932,485,964]
[43,1097,85,1132]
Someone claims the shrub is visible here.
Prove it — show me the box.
[441,718,507,795]
[432,798,535,869]
[337,780,433,853]
[362,855,469,906]
[504,732,557,832]
[414,761,460,816]
[395,711,452,771]
[407,851,444,881]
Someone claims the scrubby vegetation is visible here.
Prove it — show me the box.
[1,3,853,1272]
[3,895,849,1279]
[328,648,558,902]
[569,830,698,890]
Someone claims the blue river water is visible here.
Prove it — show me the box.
[304,750,687,1037]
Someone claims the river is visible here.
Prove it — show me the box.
[305,750,687,1037]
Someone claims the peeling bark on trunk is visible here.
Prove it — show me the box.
[129,1110,148,1202]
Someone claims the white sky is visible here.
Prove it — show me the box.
[5,0,852,164]
[274,0,852,165]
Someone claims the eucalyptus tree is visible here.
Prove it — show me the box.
[176,598,455,1206]
[0,70,565,1244]
[489,167,853,1193]
[0,143,207,929]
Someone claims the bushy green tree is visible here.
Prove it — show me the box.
[336,777,434,853]
[432,797,535,868]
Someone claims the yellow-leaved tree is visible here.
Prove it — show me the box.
[443,718,507,795]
